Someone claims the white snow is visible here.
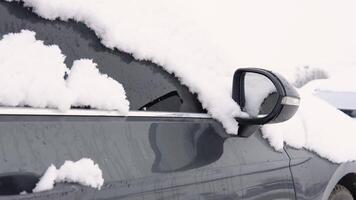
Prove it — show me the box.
[33,158,104,193]
[0,30,73,111]
[304,78,356,94]
[33,164,58,193]
[304,79,356,111]
[0,30,129,114]
[67,59,129,113]
[262,88,356,163]
[299,67,356,110]
[3,0,356,163]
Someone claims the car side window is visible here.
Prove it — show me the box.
[0,1,204,113]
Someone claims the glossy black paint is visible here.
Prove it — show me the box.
[285,147,339,200]
[0,115,295,199]
[0,1,355,200]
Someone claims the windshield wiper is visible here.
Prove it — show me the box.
[139,91,182,111]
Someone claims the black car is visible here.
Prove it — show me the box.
[0,1,356,200]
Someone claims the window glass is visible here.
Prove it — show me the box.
[0,1,204,113]
[341,109,356,118]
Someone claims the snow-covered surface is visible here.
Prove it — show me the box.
[301,79,356,110]
[2,0,356,163]
[304,78,356,93]
[262,88,356,163]
[33,158,103,193]
[7,0,356,135]
[0,30,129,114]
[313,90,356,111]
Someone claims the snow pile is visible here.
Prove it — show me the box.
[0,30,73,110]
[0,30,129,113]
[67,59,129,112]
[262,89,356,163]
[33,158,104,193]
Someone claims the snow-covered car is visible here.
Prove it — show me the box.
[315,90,356,119]
[1,1,356,200]
[306,79,356,120]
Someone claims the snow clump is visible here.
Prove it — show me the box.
[0,30,129,114]
[67,59,129,113]
[0,30,73,110]
[33,158,104,193]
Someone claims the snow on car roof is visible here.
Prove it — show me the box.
[3,0,356,163]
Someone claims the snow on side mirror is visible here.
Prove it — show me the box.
[232,68,300,137]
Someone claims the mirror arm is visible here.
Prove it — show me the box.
[236,124,261,138]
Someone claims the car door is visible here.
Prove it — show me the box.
[285,147,338,200]
[0,114,295,200]
[0,1,295,199]
[237,130,295,200]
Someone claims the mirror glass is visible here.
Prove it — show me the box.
[242,72,278,118]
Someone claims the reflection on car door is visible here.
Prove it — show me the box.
[0,114,295,199]
[120,118,295,199]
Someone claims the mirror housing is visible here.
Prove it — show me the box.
[232,68,300,137]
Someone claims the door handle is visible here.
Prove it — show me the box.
[0,172,39,195]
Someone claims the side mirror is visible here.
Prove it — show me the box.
[232,68,300,137]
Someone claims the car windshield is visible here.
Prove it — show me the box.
[340,109,356,118]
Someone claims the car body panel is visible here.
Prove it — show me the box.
[285,147,339,200]
[0,114,296,199]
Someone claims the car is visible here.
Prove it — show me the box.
[308,80,356,120]
[1,1,356,200]
[315,90,356,120]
